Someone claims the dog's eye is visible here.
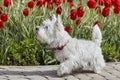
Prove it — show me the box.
[45,26,48,29]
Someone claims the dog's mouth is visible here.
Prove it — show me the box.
[36,32,38,35]
[36,31,38,35]
[36,33,45,43]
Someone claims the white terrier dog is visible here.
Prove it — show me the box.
[36,15,105,76]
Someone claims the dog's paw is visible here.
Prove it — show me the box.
[94,67,101,74]
[57,65,65,76]
[57,69,62,76]
[58,64,70,76]
[94,70,101,74]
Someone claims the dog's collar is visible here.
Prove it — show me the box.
[54,41,69,50]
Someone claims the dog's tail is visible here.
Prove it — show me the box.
[92,25,102,46]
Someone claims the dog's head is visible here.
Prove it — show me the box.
[36,14,65,45]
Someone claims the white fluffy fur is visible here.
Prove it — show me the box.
[36,14,105,76]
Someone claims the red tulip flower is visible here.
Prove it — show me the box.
[102,7,110,17]
[70,9,77,20]
[28,1,35,8]
[67,0,73,2]
[94,21,101,28]
[0,21,4,28]
[87,0,96,8]
[113,0,120,7]
[56,6,62,14]
[69,1,74,8]
[104,0,112,7]
[0,13,8,22]
[98,0,105,5]
[37,0,44,7]
[42,0,46,4]
[77,6,84,17]
[114,6,120,14]
[111,0,115,4]
[70,14,77,20]
[23,8,29,16]
[47,1,53,9]
[4,0,12,7]
[54,0,61,6]
[65,26,71,33]
[76,19,81,25]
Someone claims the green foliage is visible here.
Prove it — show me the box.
[0,38,57,65]
[7,39,39,65]
[102,42,119,62]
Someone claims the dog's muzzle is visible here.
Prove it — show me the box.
[36,28,39,33]
[36,28,39,34]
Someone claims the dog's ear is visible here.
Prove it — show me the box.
[55,15,64,31]
[49,14,57,22]
[57,15,62,24]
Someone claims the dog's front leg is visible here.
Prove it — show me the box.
[57,59,74,76]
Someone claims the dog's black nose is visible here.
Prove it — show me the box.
[36,28,39,31]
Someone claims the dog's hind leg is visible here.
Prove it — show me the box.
[93,54,106,74]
